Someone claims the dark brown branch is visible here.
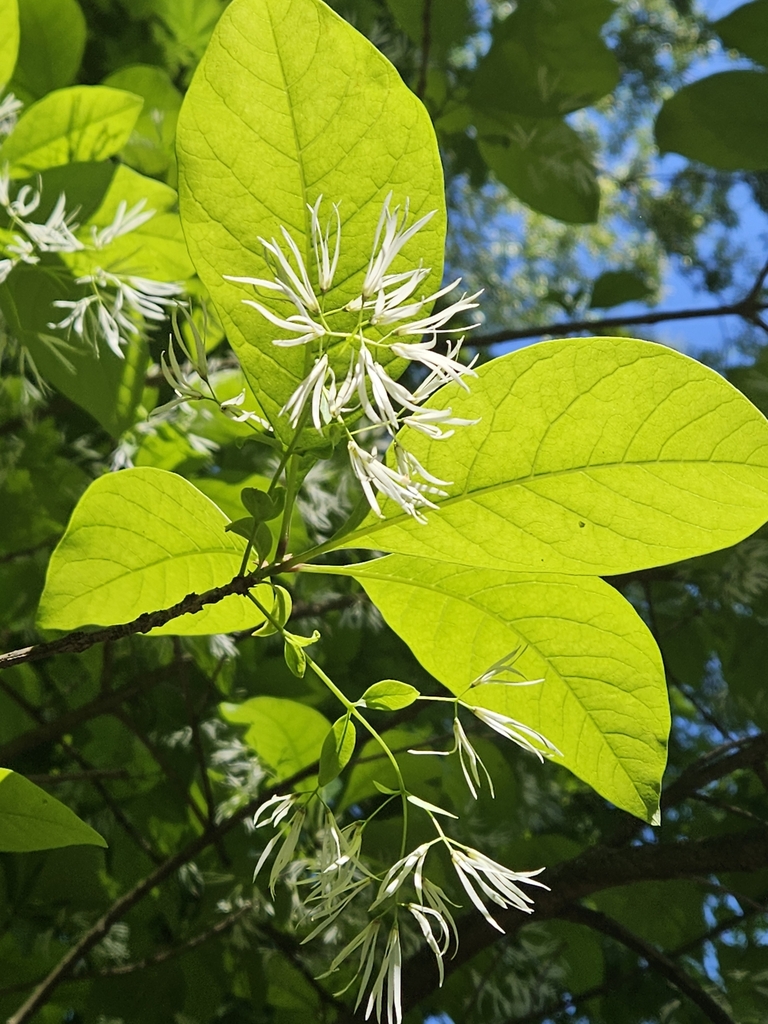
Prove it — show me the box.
[469,299,768,349]
[24,769,132,784]
[0,572,259,672]
[400,824,768,1012]
[560,905,735,1024]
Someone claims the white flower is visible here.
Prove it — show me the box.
[391,335,477,392]
[309,195,341,292]
[318,919,381,1010]
[0,258,14,283]
[90,199,155,248]
[407,904,451,985]
[253,792,297,829]
[6,234,38,264]
[370,842,434,910]
[240,295,325,347]
[21,193,83,252]
[252,804,306,895]
[7,183,41,218]
[281,353,334,429]
[400,405,478,440]
[448,843,548,934]
[365,922,402,1024]
[463,704,560,762]
[0,93,23,137]
[361,193,435,299]
[347,440,443,523]
[470,647,542,688]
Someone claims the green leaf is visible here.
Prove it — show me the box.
[715,0,768,68]
[477,114,600,224]
[67,164,194,281]
[176,0,446,433]
[37,466,276,635]
[241,486,284,522]
[589,269,654,309]
[655,71,768,171]
[0,767,107,851]
[220,696,329,780]
[319,555,669,821]
[339,337,768,576]
[0,261,149,437]
[284,636,307,678]
[0,0,19,89]
[469,0,618,118]
[318,715,356,786]
[103,64,182,176]
[361,679,419,711]
[11,0,86,100]
[0,85,144,177]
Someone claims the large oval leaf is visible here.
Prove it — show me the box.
[340,338,768,576]
[0,768,107,852]
[37,466,273,635]
[0,85,143,177]
[12,0,86,100]
[318,555,668,822]
[176,0,445,432]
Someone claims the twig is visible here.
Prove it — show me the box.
[559,905,735,1024]
[469,298,768,348]
[24,769,132,784]
[0,572,259,672]
[689,791,768,826]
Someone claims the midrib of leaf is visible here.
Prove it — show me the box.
[314,563,654,808]
[337,456,765,548]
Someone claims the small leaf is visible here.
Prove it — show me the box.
[285,629,321,649]
[373,780,399,796]
[0,768,107,852]
[655,71,768,171]
[220,697,330,780]
[318,716,357,786]
[253,585,293,637]
[361,680,420,711]
[241,486,284,522]
[589,270,654,309]
[284,637,307,678]
[225,516,256,541]
[0,85,143,176]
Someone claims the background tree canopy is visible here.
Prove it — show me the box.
[1,1,768,1023]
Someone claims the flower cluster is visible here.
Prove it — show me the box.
[0,92,22,139]
[248,653,557,1024]
[0,167,183,359]
[227,194,482,522]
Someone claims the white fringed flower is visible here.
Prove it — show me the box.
[90,198,156,248]
[365,922,402,1024]
[464,704,561,762]
[0,93,22,137]
[21,193,83,252]
[226,193,483,523]
[448,844,548,934]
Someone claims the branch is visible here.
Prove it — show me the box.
[400,824,768,1012]
[0,572,258,672]
[469,298,768,348]
[560,905,735,1024]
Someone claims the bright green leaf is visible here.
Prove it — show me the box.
[220,696,329,780]
[103,64,182,176]
[0,0,20,89]
[0,85,143,177]
[715,0,768,68]
[340,337,768,576]
[361,679,420,711]
[0,262,149,437]
[284,637,307,678]
[176,0,446,433]
[0,767,107,851]
[37,466,275,635]
[589,269,654,309]
[319,555,668,821]
[469,0,618,118]
[477,115,600,224]
[12,0,86,100]
[318,715,356,786]
[655,71,768,171]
